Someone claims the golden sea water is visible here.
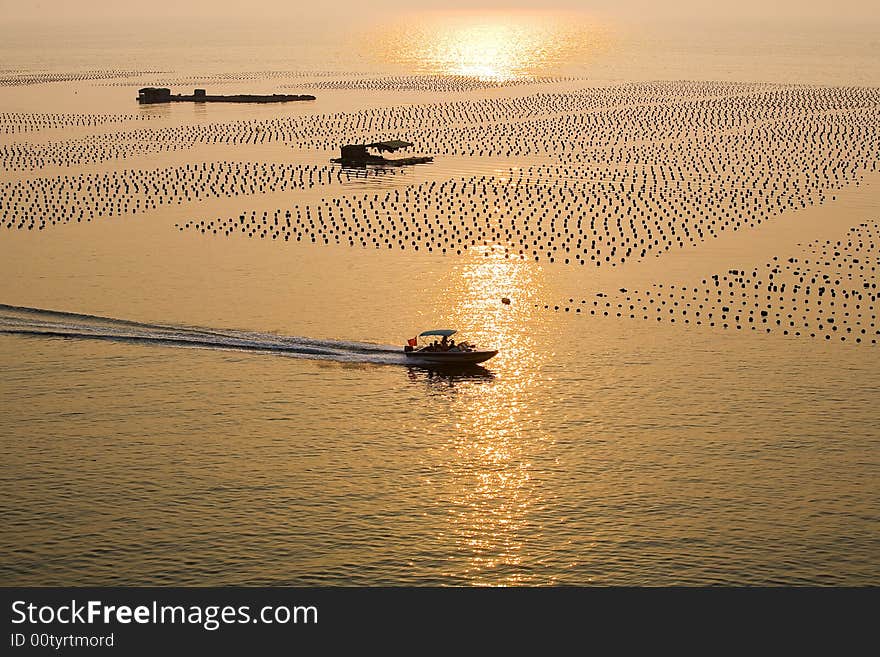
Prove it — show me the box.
[1,10,878,585]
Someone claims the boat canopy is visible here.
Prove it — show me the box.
[419,329,457,337]
[367,140,412,152]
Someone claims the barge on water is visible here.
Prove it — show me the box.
[331,140,433,167]
[137,87,315,104]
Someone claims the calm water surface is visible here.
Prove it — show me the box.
[1,9,878,585]
[2,227,877,585]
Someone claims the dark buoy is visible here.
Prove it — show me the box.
[501,297,511,305]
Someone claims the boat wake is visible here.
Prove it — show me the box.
[0,304,410,366]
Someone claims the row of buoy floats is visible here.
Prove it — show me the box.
[540,222,879,344]
[306,75,577,93]
[5,81,877,172]
[100,70,360,87]
[1,161,398,229]
[0,69,159,88]
[0,112,156,135]
[178,161,851,268]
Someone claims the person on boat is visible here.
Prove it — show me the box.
[449,338,456,351]
[440,335,449,350]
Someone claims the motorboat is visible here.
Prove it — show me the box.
[403,329,498,365]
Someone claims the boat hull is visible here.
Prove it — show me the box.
[330,156,434,167]
[404,350,498,365]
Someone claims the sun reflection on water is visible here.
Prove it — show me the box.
[379,11,610,80]
[420,256,555,584]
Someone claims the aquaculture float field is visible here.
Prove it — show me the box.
[1,69,879,586]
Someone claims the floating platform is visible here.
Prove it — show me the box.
[330,140,433,167]
[137,87,315,104]
[330,155,434,167]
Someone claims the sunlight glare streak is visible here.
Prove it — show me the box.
[427,258,554,584]
[381,11,610,80]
